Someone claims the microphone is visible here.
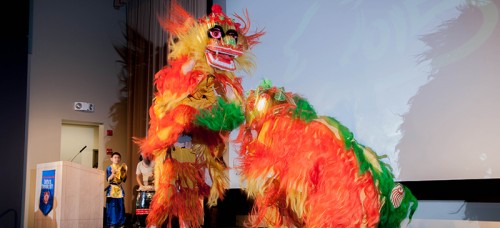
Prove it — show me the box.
[70,145,87,162]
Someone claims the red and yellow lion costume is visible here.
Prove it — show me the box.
[136,2,263,227]
[236,81,418,227]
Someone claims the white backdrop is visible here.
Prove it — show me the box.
[224,0,500,185]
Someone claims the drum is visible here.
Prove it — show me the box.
[136,190,155,227]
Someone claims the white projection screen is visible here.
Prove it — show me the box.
[225,0,500,184]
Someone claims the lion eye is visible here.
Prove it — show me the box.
[208,26,224,39]
[226,29,238,43]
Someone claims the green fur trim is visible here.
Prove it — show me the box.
[291,96,317,122]
[321,116,371,172]
[378,185,418,228]
[195,97,245,131]
[320,116,418,227]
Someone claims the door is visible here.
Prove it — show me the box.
[60,122,100,168]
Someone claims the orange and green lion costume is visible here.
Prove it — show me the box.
[236,80,418,227]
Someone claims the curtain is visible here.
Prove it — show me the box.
[123,0,208,165]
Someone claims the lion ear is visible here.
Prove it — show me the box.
[157,0,195,35]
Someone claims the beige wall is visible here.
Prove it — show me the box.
[25,0,128,227]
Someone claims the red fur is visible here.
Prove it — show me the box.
[237,116,381,227]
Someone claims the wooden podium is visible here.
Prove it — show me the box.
[34,161,105,227]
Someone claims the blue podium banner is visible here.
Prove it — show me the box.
[39,169,55,216]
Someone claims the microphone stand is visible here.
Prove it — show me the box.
[70,145,87,162]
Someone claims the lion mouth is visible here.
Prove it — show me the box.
[205,44,243,71]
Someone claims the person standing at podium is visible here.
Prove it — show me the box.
[105,152,127,228]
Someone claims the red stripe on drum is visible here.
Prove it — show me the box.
[136,208,150,215]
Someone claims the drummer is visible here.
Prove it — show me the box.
[135,155,155,227]
[136,155,155,191]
